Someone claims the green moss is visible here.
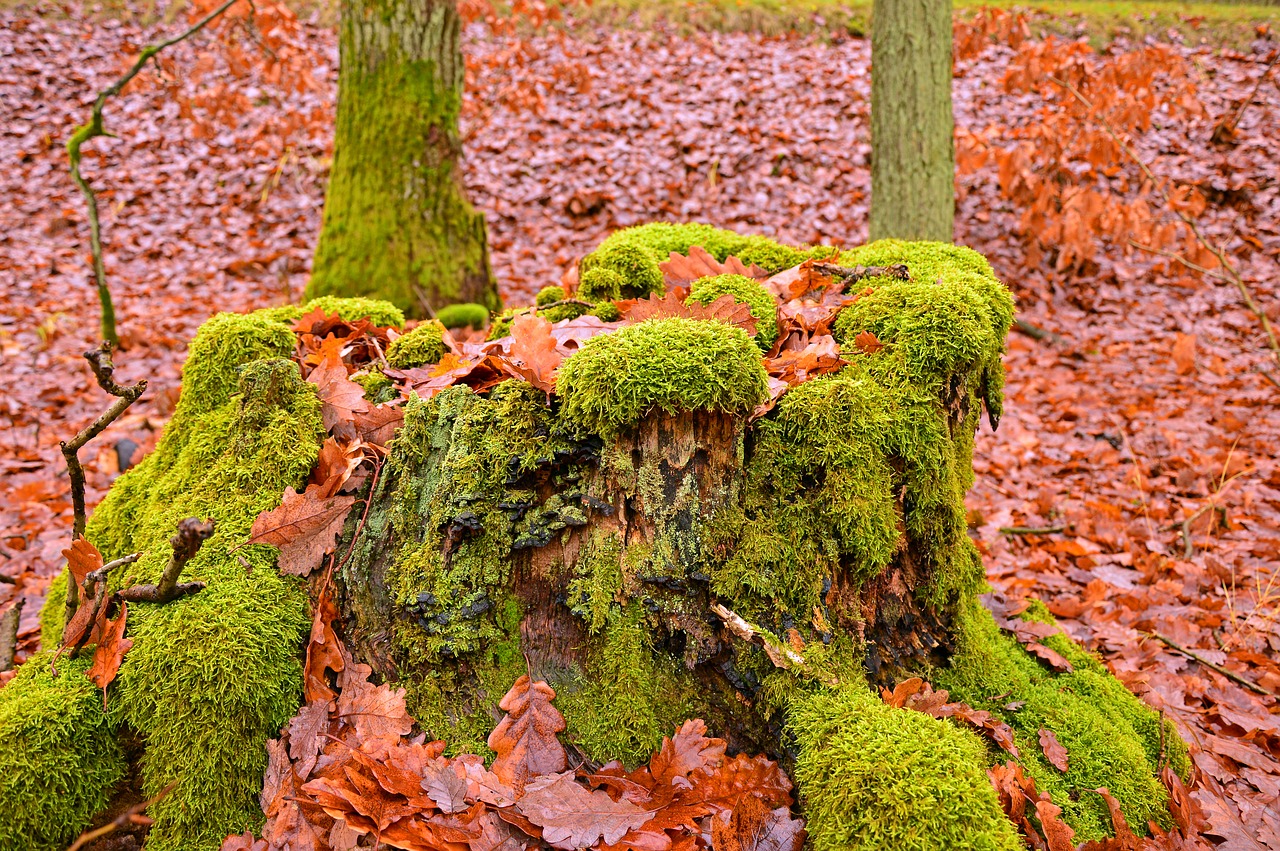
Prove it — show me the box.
[39,571,67,651]
[790,682,1022,851]
[686,273,779,351]
[556,605,699,767]
[557,317,769,438]
[536,285,567,307]
[353,368,397,404]
[579,222,836,298]
[436,303,490,330]
[590,301,622,323]
[303,295,406,328]
[933,598,1188,842]
[567,531,625,634]
[26,301,348,849]
[0,653,128,851]
[387,320,447,369]
[578,267,625,303]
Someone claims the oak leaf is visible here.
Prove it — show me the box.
[503,312,562,393]
[851,330,884,354]
[659,246,768,286]
[488,675,568,791]
[61,536,103,588]
[618,291,757,336]
[516,771,655,849]
[1034,799,1076,851]
[86,601,131,707]
[1038,728,1069,772]
[247,483,356,578]
[649,719,727,787]
[303,589,345,703]
[710,796,804,851]
[308,351,371,434]
[765,336,845,386]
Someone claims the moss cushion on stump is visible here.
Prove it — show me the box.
[1,226,1189,851]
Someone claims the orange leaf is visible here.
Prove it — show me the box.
[87,601,132,707]
[1038,728,1069,772]
[487,674,567,792]
[247,483,357,577]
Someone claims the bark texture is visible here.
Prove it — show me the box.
[308,0,498,317]
[869,0,955,242]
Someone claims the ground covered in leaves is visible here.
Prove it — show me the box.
[0,2,1278,847]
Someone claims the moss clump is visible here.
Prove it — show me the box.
[387,320,447,369]
[436,303,489,330]
[353,368,398,404]
[790,682,1022,851]
[536,285,566,307]
[933,598,1189,842]
[590,301,622,322]
[21,300,384,849]
[686,274,779,351]
[300,295,406,329]
[557,317,769,438]
[578,267,625,303]
[580,222,836,299]
[0,653,128,851]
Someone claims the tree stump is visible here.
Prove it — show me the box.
[0,226,1191,851]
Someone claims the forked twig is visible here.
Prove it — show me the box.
[67,0,243,344]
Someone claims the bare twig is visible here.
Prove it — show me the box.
[117,518,213,604]
[61,343,146,627]
[999,524,1067,536]
[65,781,177,851]
[536,298,596,312]
[811,262,911,284]
[0,598,23,672]
[1050,76,1280,375]
[1012,317,1066,345]
[1145,632,1274,698]
[710,601,838,687]
[1211,49,1279,144]
[67,0,243,344]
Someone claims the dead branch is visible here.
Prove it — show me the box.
[65,781,177,851]
[998,524,1066,536]
[1145,632,1274,698]
[1211,49,1279,144]
[67,0,243,344]
[61,343,146,628]
[1050,76,1280,376]
[1012,317,1066,345]
[710,601,838,687]
[118,518,214,604]
[0,598,23,672]
[810,262,911,284]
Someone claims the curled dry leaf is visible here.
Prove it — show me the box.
[851,330,884,354]
[503,312,562,394]
[86,601,131,707]
[308,350,371,435]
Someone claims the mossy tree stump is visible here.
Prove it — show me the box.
[2,226,1189,851]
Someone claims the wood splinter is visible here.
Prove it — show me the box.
[118,518,215,604]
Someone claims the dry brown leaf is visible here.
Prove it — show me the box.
[61,536,103,589]
[502,312,562,393]
[618,291,757,336]
[487,674,567,791]
[86,601,131,707]
[765,336,846,386]
[659,245,768,286]
[247,483,356,578]
[308,351,371,434]
[1172,332,1197,375]
[516,771,654,850]
[1035,799,1077,851]
[851,330,884,354]
[1038,728,1069,772]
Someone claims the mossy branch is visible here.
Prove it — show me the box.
[118,518,213,604]
[810,262,911,284]
[61,343,146,627]
[66,0,244,345]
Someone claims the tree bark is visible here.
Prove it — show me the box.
[869,0,955,242]
[308,0,498,318]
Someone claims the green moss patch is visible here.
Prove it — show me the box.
[436,302,490,330]
[557,317,769,437]
[687,273,779,351]
[0,653,128,851]
[387,319,447,369]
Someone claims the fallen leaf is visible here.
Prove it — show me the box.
[86,601,131,707]
[1038,728,1069,772]
[659,245,769,285]
[851,330,884,354]
[487,674,568,791]
[516,771,654,849]
[1172,332,1197,375]
[247,483,356,578]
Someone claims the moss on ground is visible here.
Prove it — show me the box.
[436,302,490,330]
[387,320,447,369]
[686,273,779,351]
[557,317,769,438]
[790,682,1023,851]
[0,653,128,851]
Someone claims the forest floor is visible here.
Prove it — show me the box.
[0,2,1278,847]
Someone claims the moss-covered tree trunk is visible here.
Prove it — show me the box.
[869,0,954,242]
[307,0,498,318]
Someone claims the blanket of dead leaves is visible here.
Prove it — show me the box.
[0,3,1277,847]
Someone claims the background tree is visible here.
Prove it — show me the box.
[307,0,499,317]
[869,0,954,242]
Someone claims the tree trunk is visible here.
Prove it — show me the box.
[869,0,954,242]
[307,0,498,318]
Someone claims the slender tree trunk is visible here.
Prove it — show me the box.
[869,0,954,242]
[308,0,499,318]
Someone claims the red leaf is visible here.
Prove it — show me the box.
[87,601,132,707]
[851,330,884,354]
[1034,799,1077,851]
